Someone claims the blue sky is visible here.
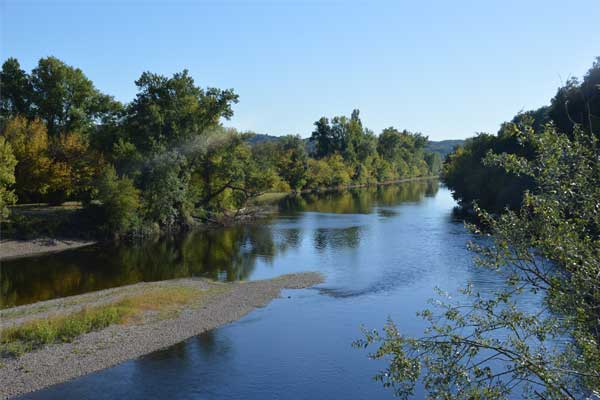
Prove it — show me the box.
[2,0,599,140]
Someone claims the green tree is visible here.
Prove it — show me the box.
[189,129,276,215]
[140,151,192,228]
[0,58,32,121]
[357,123,600,399]
[549,57,600,136]
[424,151,442,175]
[125,70,238,153]
[0,136,17,220]
[443,57,600,215]
[276,135,308,191]
[442,124,534,212]
[305,158,334,190]
[94,165,140,236]
[30,57,121,136]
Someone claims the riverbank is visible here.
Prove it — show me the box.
[0,238,96,261]
[0,272,324,399]
[1,176,439,261]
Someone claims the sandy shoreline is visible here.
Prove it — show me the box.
[0,238,96,261]
[0,272,324,399]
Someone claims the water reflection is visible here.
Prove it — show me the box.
[17,178,542,400]
[0,180,439,309]
[280,179,438,214]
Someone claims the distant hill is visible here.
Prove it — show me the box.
[425,140,464,158]
[246,134,464,159]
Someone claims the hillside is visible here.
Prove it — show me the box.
[425,139,464,158]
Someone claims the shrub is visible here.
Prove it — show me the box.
[0,136,17,220]
[94,165,141,236]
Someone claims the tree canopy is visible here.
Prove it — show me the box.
[1,56,440,238]
[360,56,600,399]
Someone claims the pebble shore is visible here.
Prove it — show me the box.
[0,272,324,399]
[0,238,95,261]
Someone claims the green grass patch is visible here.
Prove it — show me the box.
[0,285,204,358]
[252,192,289,205]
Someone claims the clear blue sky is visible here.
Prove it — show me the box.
[1,0,599,140]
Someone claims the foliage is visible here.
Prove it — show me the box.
[441,126,534,212]
[275,135,309,191]
[549,57,600,136]
[443,57,600,214]
[1,56,438,237]
[188,129,277,216]
[0,57,122,136]
[125,70,239,153]
[1,116,55,202]
[0,58,32,121]
[47,131,103,205]
[94,165,141,236]
[424,139,465,158]
[357,123,600,399]
[1,306,125,357]
[0,285,201,357]
[1,116,103,205]
[140,150,192,228]
[0,136,17,220]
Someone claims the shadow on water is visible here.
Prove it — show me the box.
[0,179,439,309]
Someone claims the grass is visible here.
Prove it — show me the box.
[0,285,204,357]
[252,192,289,205]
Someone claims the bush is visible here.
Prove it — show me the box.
[0,136,17,220]
[140,151,191,228]
[94,165,141,236]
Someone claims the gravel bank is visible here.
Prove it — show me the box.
[0,238,95,261]
[0,272,324,399]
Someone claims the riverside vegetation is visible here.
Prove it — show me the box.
[0,273,324,398]
[0,57,441,240]
[0,285,203,357]
[357,59,600,398]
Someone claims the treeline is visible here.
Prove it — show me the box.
[0,57,440,237]
[363,59,600,398]
[442,57,600,212]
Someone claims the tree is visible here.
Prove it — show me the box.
[310,117,334,158]
[424,151,442,175]
[47,131,103,204]
[441,124,534,212]
[357,123,600,399]
[0,137,17,220]
[443,58,600,215]
[0,58,32,121]
[276,135,308,191]
[1,116,54,202]
[189,129,276,215]
[326,154,352,187]
[140,150,192,228]
[305,158,333,190]
[1,116,102,204]
[549,57,600,136]
[377,127,403,163]
[125,70,238,153]
[30,57,121,136]
[94,165,140,236]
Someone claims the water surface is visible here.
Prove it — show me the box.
[7,180,522,399]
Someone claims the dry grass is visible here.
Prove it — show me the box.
[0,285,206,357]
[116,286,203,322]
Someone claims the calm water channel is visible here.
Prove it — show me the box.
[3,180,528,399]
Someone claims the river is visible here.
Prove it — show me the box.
[3,180,521,399]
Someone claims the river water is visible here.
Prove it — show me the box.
[4,180,520,399]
